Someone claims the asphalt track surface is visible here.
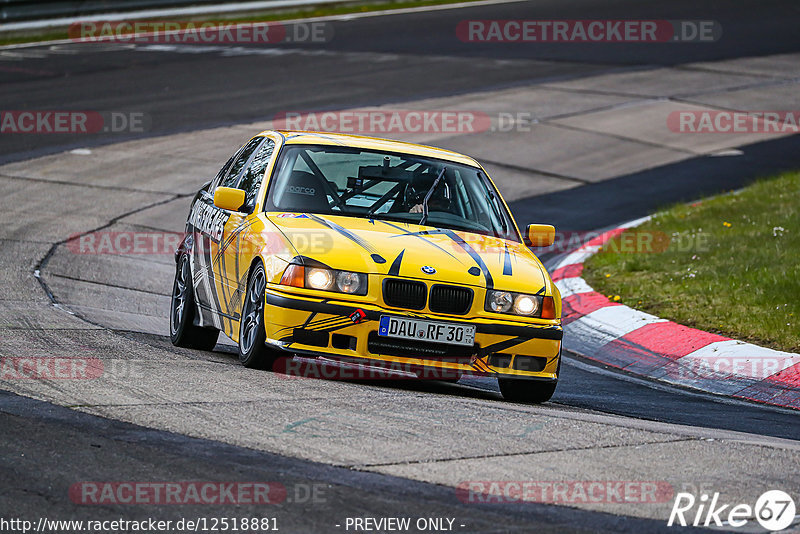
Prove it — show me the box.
[2,0,800,532]
[0,389,693,534]
[2,0,800,163]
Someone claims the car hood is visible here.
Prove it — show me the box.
[267,213,551,294]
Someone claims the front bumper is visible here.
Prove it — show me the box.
[263,288,562,380]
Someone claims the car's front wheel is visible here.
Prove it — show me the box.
[170,254,219,350]
[238,262,278,369]
[498,378,557,404]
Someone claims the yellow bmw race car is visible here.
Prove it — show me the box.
[170,130,563,403]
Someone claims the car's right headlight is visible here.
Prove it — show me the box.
[280,264,368,296]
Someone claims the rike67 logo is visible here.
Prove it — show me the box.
[668,490,796,531]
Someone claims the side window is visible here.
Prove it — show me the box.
[210,157,234,191]
[220,137,263,189]
[239,139,275,209]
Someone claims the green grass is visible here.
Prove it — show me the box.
[0,0,481,46]
[583,171,800,353]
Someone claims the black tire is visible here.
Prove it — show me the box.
[498,378,557,404]
[170,254,219,350]
[238,262,278,369]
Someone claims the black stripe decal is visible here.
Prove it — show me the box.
[471,359,494,374]
[503,244,512,276]
[204,233,228,330]
[479,336,530,357]
[212,230,234,333]
[279,316,342,334]
[308,214,385,264]
[301,311,318,329]
[442,229,494,290]
[196,302,240,321]
[313,319,357,334]
[309,317,352,329]
[377,221,462,261]
[388,250,405,277]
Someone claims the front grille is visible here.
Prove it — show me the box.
[429,284,474,315]
[383,278,427,310]
[367,332,478,362]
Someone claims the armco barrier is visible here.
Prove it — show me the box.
[1,0,326,23]
[2,1,212,22]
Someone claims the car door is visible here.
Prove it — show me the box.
[190,136,263,331]
[215,137,278,330]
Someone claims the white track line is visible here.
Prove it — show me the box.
[554,277,594,299]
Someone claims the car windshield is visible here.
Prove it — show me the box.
[265,144,519,241]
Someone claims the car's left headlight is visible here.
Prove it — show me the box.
[280,264,368,296]
[485,290,555,319]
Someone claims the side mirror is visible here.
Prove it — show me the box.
[526,224,555,247]
[213,187,247,212]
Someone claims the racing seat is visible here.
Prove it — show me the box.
[280,170,331,212]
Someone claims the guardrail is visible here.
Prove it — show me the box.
[1,1,239,22]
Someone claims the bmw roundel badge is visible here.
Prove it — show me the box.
[421,266,437,275]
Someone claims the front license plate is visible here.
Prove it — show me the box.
[378,316,475,347]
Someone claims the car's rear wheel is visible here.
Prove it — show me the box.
[238,262,278,369]
[498,378,557,404]
[170,254,219,350]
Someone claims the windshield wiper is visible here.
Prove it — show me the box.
[369,213,410,224]
[480,172,508,234]
[419,167,446,227]
[486,190,508,233]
